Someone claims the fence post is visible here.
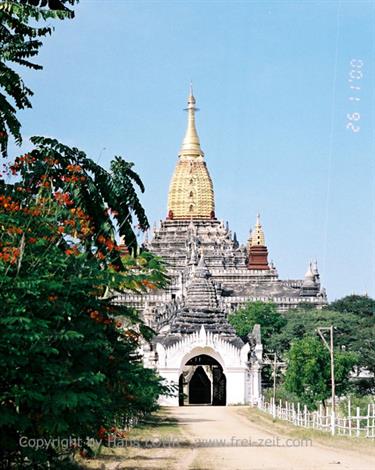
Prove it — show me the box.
[319,404,323,430]
[304,405,307,428]
[331,404,336,436]
[356,406,360,438]
[366,404,370,438]
[348,397,352,437]
[297,402,301,426]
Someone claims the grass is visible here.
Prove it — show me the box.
[124,408,181,440]
[77,408,184,469]
[238,406,375,454]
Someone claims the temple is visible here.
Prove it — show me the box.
[118,87,327,406]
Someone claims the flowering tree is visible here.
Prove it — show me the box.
[0,142,170,468]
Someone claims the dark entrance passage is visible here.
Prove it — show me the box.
[179,354,226,406]
[189,366,211,404]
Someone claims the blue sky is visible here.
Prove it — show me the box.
[14,0,375,300]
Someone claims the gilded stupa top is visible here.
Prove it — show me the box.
[167,86,215,220]
[249,214,266,247]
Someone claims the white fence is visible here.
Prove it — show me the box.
[258,397,375,438]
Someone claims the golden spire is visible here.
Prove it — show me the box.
[250,213,266,247]
[167,86,215,220]
[179,83,204,158]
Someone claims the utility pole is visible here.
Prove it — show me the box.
[273,353,277,407]
[264,353,285,418]
[317,325,335,435]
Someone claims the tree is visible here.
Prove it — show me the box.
[328,296,375,384]
[10,136,151,255]
[271,308,361,355]
[20,0,76,14]
[228,301,287,352]
[0,0,78,156]
[285,337,357,410]
[0,147,170,468]
[329,295,375,317]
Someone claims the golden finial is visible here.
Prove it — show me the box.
[179,83,204,158]
[250,213,266,246]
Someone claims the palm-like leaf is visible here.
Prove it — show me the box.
[19,136,150,259]
[0,1,78,156]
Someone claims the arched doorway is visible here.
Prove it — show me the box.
[179,354,226,406]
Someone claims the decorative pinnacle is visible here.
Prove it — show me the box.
[305,261,314,279]
[179,83,204,158]
[250,213,266,247]
[188,81,195,107]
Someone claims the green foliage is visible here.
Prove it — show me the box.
[0,151,170,468]
[338,395,375,418]
[329,294,375,317]
[285,337,357,410]
[0,0,78,156]
[271,308,361,355]
[12,136,152,255]
[328,296,375,379]
[228,301,287,351]
[263,384,300,405]
[20,1,76,16]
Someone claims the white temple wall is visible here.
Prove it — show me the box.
[225,368,248,405]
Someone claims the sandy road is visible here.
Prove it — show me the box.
[84,406,375,469]
[173,406,375,470]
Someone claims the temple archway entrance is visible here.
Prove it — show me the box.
[179,354,226,406]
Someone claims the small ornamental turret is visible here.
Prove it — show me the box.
[311,259,320,286]
[300,261,320,296]
[247,214,270,270]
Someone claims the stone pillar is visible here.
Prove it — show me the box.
[250,364,262,404]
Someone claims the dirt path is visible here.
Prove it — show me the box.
[82,406,375,469]
[174,406,375,470]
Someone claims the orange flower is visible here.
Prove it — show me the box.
[97,235,106,244]
[96,251,105,260]
[66,164,82,173]
[97,426,107,440]
[7,226,23,235]
[65,246,79,256]
[0,247,21,264]
[141,279,156,289]
[105,239,115,251]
